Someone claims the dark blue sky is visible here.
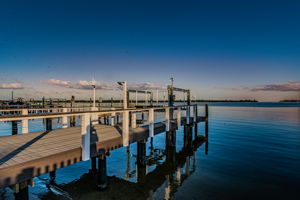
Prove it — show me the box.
[0,0,299,100]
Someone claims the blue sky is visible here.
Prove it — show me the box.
[0,0,299,101]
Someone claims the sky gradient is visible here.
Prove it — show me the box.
[0,0,300,101]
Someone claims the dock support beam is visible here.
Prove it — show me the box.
[12,121,18,135]
[149,109,154,137]
[91,107,98,125]
[166,130,176,148]
[62,108,68,128]
[97,155,108,190]
[46,118,52,131]
[90,157,97,173]
[193,105,197,123]
[186,106,190,125]
[205,104,209,120]
[165,107,170,132]
[14,182,29,200]
[49,171,56,184]
[177,107,181,127]
[184,125,193,148]
[131,112,136,128]
[70,116,76,127]
[81,113,91,161]
[110,112,116,126]
[122,111,129,146]
[21,109,28,134]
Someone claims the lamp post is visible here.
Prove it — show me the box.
[118,81,127,109]
[91,78,96,109]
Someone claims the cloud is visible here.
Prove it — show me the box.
[46,79,115,90]
[251,81,300,92]
[127,82,167,91]
[0,82,23,89]
[46,79,166,91]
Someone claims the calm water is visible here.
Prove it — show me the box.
[0,103,300,200]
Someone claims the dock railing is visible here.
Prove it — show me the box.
[0,105,199,161]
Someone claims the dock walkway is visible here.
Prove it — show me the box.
[0,116,204,188]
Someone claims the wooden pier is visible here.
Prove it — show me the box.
[0,83,209,199]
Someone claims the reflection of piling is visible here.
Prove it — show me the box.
[205,121,209,155]
[49,171,56,184]
[97,155,108,190]
[14,182,29,200]
[12,121,18,135]
[137,141,147,182]
[137,141,146,167]
[194,123,198,138]
[166,130,176,148]
[125,146,130,180]
[184,125,193,148]
[46,119,52,131]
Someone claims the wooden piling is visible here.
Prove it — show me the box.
[205,104,209,120]
[137,141,147,182]
[46,118,52,131]
[12,121,18,135]
[97,155,108,190]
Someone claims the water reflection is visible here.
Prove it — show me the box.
[38,126,207,200]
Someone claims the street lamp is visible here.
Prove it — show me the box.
[118,81,127,109]
[91,77,96,108]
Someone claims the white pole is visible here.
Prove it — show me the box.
[123,81,127,109]
[145,90,148,107]
[177,107,181,127]
[156,89,159,105]
[93,86,96,108]
[81,113,91,161]
[123,111,129,146]
[21,109,28,134]
[111,112,116,126]
[149,108,154,137]
[135,90,138,106]
[62,108,68,128]
[165,107,170,131]
[131,112,137,128]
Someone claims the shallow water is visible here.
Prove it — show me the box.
[0,103,300,200]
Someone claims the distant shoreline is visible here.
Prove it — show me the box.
[280,100,300,102]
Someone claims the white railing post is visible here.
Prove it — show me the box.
[62,108,68,128]
[91,107,98,125]
[131,112,137,128]
[149,108,154,137]
[165,107,170,131]
[122,111,129,146]
[81,113,91,161]
[21,109,28,134]
[177,107,181,127]
[111,112,116,126]
[186,106,190,124]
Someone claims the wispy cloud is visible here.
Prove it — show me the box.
[46,79,166,91]
[46,79,114,90]
[0,82,23,89]
[251,81,300,92]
